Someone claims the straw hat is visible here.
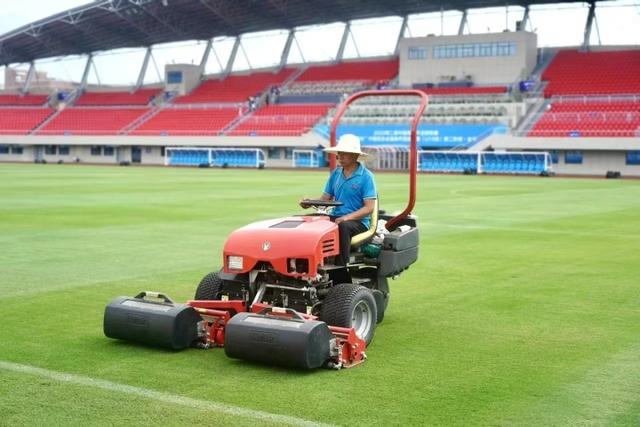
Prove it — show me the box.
[324,134,368,156]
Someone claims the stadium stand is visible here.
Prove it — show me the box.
[130,106,241,135]
[0,94,48,106]
[0,107,53,134]
[543,50,640,97]
[526,49,640,137]
[528,102,640,137]
[174,69,295,104]
[328,94,517,127]
[75,89,160,106]
[37,107,151,135]
[229,104,332,136]
[296,59,398,83]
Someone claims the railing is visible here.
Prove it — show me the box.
[161,102,245,110]
[550,94,640,103]
[533,111,640,122]
[514,129,640,137]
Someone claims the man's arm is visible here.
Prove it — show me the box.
[335,198,375,224]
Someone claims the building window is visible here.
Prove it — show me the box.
[432,41,515,60]
[10,145,23,154]
[408,47,427,60]
[626,151,640,165]
[284,148,293,159]
[45,145,57,155]
[565,151,583,164]
[461,44,475,57]
[160,147,166,156]
[0,145,9,154]
[103,146,115,156]
[59,146,70,156]
[478,43,493,57]
[90,146,102,156]
[268,148,280,159]
[550,150,559,164]
[145,147,152,154]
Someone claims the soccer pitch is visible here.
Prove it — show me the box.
[1,163,639,426]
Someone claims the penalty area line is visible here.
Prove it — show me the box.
[0,360,334,427]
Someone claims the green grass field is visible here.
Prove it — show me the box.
[1,163,639,426]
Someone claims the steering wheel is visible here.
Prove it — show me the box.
[300,199,343,215]
[301,199,343,208]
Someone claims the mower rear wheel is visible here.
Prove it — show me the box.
[194,271,223,300]
[321,284,377,345]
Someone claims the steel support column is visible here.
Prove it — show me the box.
[582,2,596,50]
[135,47,152,90]
[224,36,240,76]
[22,62,36,94]
[279,29,294,69]
[336,22,351,62]
[394,15,409,56]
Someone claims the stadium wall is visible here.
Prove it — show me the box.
[0,134,326,167]
[398,31,537,86]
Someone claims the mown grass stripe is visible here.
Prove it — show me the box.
[0,360,334,427]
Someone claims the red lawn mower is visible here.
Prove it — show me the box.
[104,90,428,369]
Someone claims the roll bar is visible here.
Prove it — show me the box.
[329,90,429,231]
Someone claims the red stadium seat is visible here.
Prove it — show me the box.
[528,99,640,137]
[174,69,295,104]
[37,107,150,135]
[130,107,241,136]
[0,108,53,134]
[296,59,398,83]
[76,89,160,106]
[0,94,48,106]
[543,50,640,97]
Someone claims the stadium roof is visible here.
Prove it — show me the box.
[0,0,594,65]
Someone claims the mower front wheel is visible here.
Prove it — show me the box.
[194,271,224,300]
[321,284,377,345]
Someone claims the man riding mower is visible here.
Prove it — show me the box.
[103,90,428,369]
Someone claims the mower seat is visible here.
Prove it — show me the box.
[350,198,379,248]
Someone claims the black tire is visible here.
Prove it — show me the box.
[321,284,377,345]
[194,271,223,300]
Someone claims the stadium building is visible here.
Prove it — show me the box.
[0,0,639,176]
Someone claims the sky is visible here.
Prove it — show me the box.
[0,0,639,88]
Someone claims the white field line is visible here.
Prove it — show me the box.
[0,360,335,427]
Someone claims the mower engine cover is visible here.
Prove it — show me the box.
[223,215,339,278]
[104,292,202,350]
[224,310,334,369]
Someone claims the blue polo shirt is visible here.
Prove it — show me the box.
[323,163,377,228]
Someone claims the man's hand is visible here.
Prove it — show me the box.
[335,216,350,225]
[299,197,311,209]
